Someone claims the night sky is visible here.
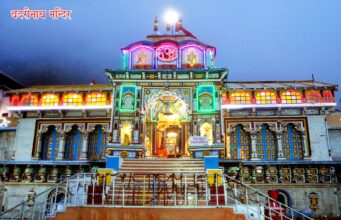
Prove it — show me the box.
[1,1,340,105]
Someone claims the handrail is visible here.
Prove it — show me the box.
[223,174,313,220]
[0,172,314,220]
[0,172,119,219]
[0,173,80,216]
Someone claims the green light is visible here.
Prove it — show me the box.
[119,85,137,113]
[122,53,127,69]
[196,85,216,113]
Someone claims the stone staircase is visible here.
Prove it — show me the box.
[51,207,246,220]
[103,158,207,206]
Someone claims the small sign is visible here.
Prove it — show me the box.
[97,168,114,185]
[207,169,223,185]
[189,136,208,146]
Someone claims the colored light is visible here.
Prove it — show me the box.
[164,10,179,25]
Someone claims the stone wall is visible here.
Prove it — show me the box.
[13,118,36,161]
[3,184,51,211]
[254,185,339,217]
[0,130,16,160]
[307,115,330,161]
[328,129,341,160]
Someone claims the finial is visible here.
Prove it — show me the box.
[175,18,183,33]
[166,23,171,32]
[178,18,183,29]
[154,16,159,33]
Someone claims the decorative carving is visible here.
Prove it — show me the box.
[230,111,250,117]
[64,123,85,133]
[23,165,34,183]
[256,111,275,116]
[281,108,301,116]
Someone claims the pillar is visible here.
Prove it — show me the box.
[276,132,285,159]
[250,132,259,160]
[225,131,231,159]
[34,132,43,160]
[301,132,309,158]
[80,132,89,160]
[56,132,66,160]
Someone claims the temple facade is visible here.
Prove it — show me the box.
[0,18,340,217]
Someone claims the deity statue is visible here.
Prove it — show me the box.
[35,165,46,182]
[49,166,59,183]
[65,166,72,178]
[23,165,34,182]
[1,166,9,182]
[11,165,21,182]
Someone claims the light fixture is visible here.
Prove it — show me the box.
[167,132,177,138]
[164,10,179,25]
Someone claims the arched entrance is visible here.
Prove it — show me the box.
[143,90,190,158]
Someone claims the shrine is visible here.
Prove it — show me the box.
[0,14,340,219]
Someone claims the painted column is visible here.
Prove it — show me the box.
[80,132,89,160]
[226,132,231,159]
[250,132,259,160]
[34,132,43,160]
[56,132,66,160]
[276,132,285,159]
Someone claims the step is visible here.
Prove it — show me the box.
[50,207,246,220]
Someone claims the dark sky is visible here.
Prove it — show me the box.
[1,1,340,104]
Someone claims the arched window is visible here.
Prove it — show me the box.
[282,124,303,160]
[21,94,39,106]
[306,90,321,103]
[323,90,334,103]
[255,91,277,104]
[229,91,251,104]
[86,92,107,106]
[88,125,107,159]
[41,94,59,106]
[41,126,59,160]
[64,125,83,160]
[281,90,302,104]
[229,125,251,160]
[11,95,20,106]
[256,124,277,160]
[63,93,83,106]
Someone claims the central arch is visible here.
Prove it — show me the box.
[143,90,190,158]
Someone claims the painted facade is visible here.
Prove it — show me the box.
[0,19,340,217]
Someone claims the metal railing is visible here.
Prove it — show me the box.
[0,172,313,220]
[223,174,314,220]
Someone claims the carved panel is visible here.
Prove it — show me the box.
[87,123,110,133]
[64,123,85,133]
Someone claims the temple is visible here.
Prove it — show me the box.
[0,16,340,219]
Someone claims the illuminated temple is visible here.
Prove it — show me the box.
[0,17,340,219]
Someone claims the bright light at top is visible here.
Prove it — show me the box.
[164,10,179,25]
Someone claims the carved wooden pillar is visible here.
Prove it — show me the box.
[34,132,43,160]
[250,132,259,160]
[56,132,66,160]
[80,132,89,160]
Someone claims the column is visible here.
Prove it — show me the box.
[301,132,309,158]
[250,132,259,160]
[80,132,89,160]
[34,132,43,160]
[225,132,231,159]
[56,132,66,160]
[276,132,285,159]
